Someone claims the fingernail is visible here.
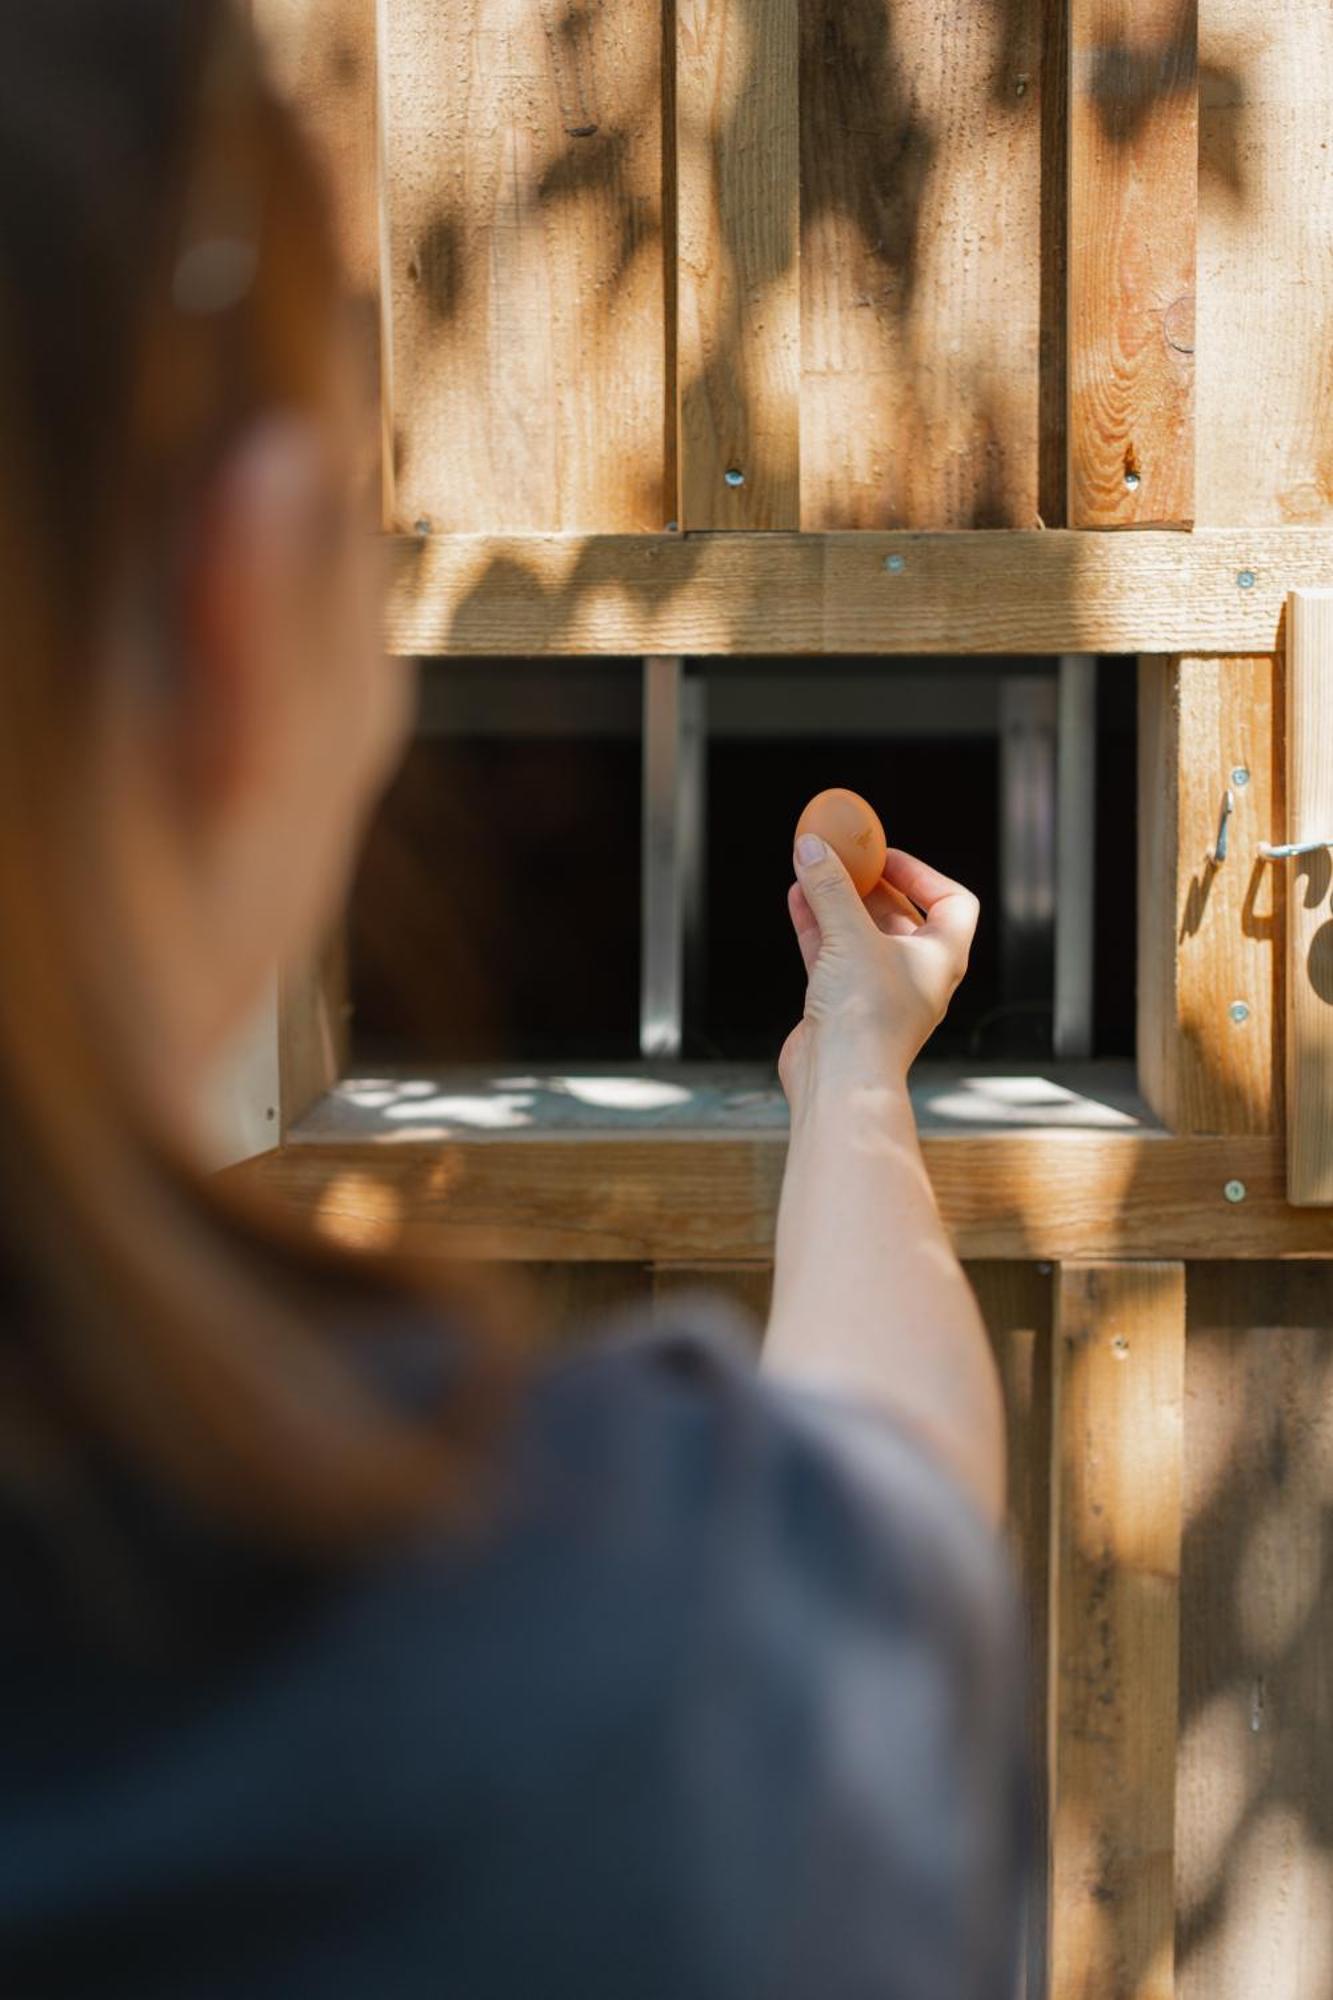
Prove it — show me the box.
[796,834,826,865]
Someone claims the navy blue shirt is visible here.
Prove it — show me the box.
[1,1308,1028,1998]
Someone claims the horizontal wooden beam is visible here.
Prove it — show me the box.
[385,528,1332,657]
[229,1131,1333,1262]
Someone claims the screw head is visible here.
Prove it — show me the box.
[1224,1179,1248,1204]
[884,553,906,574]
[723,467,745,488]
[1123,469,1142,492]
[413,517,431,537]
[1231,766,1250,788]
[1229,1000,1251,1024]
[1237,568,1256,590]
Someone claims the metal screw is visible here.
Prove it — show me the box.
[1124,469,1142,492]
[413,518,431,536]
[665,519,679,533]
[884,553,905,574]
[1237,568,1256,590]
[723,467,745,488]
[1224,1179,1247,1204]
[1231,766,1250,788]
[1229,1000,1250,1024]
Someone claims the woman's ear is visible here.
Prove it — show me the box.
[177,414,334,818]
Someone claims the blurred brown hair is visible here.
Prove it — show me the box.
[0,0,518,1552]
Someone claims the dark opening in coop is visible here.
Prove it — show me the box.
[346,655,1137,1087]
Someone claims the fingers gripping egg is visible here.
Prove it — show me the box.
[795,788,888,898]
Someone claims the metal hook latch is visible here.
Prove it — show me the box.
[1258,837,1333,860]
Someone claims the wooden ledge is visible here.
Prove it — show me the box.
[385,528,1333,658]
[230,1129,1333,1262]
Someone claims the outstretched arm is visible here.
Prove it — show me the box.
[762,836,1006,1526]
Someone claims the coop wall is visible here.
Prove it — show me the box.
[244,3,1333,1995]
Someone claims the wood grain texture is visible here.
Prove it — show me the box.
[1068,0,1197,527]
[386,527,1333,657]
[1049,1262,1185,2000]
[228,1131,1333,1261]
[383,0,665,534]
[251,0,385,511]
[1285,591,1333,1203]
[1196,0,1333,527]
[970,1262,1054,2000]
[799,0,1041,529]
[1138,655,1282,1134]
[676,0,800,528]
[1178,1263,1333,2000]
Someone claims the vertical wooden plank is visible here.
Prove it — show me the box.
[1050,1262,1184,2000]
[251,0,385,510]
[1068,0,1197,527]
[970,1262,1054,2000]
[1285,591,1333,1204]
[1196,1,1333,526]
[1177,1263,1333,2000]
[385,0,666,534]
[676,0,800,529]
[799,0,1042,529]
[1138,654,1282,1134]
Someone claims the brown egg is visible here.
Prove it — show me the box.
[795,788,888,897]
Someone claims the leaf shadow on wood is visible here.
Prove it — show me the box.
[1175,1270,1333,1993]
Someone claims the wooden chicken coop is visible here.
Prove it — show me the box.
[232,0,1333,1992]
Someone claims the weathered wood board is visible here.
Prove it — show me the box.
[1196,0,1333,527]
[386,527,1333,658]
[1138,654,1281,1134]
[799,0,1042,530]
[1284,591,1333,1203]
[1178,1263,1333,2000]
[1068,0,1197,528]
[382,0,666,534]
[676,0,800,529]
[1049,1262,1184,2000]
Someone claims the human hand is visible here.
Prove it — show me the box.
[779,837,979,1108]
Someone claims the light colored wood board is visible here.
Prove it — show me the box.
[1068,0,1197,528]
[1177,1262,1333,2000]
[799,0,1041,530]
[226,1132,1333,1261]
[970,1261,1054,2000]
[251,0,385,510]
[383,0,665,534]
[278,929,351,1138]
[1138,655,1281,1134]
[1285,591,1333,1203]
[1196,2,1333,527]
[1049,1262,1184,2000]
[386,528,1333,657]
[676,0,800,528]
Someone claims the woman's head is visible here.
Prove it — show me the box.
[0,3,497,1550]
[1,0,409,1132]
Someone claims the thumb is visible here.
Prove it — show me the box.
[792,833,872,945]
